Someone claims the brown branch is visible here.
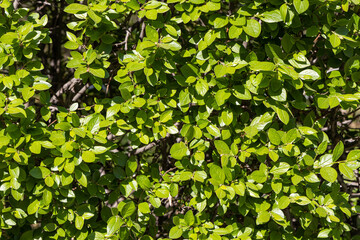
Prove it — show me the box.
[50,78,81,104]
[36,0,51,11]
[72,83,90,102]
[13,0,20,9]
[133,141,157,155]
[350,193,360,198]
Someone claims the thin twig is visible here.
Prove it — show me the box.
[47,119,57,127]
[162,167,177,176]
[313,33,321,48]
[124,27,132,51]
[343,107,360,117]
[139,22,146,40]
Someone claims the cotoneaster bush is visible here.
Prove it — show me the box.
[1,0,360,239]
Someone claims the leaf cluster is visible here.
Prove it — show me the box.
[1,0,360,239]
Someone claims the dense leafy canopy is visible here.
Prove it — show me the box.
[1,0,360,239]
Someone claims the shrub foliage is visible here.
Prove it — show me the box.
[1,0,360,239]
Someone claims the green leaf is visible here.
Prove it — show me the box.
[251,170,267,183]
[66,31,77,42]
[3,77,13,89]
[155,188,170,198]
[261,10,282,23]
[273,105,290,124]
[293,0,309,14]
[270,162,290,175]
[278,196,290,209]
[219,110,233,126]
[244,19,261,38]
[244,126,258,138]
[299,69,320,80]
[136,175,151,190]
[298,126,317,135]
[179,90,191,106]
[170,142,189,160]
[107,216,122,236]
[339,163,355,179]
[315,154,333,168]
[75,170,87,187]
[215,89,231,106]
[194,171,207,182]
[29,141,42,154]
[55,122,72,131]
[69,103,79,111]
[75,215,84,230]
[256,211,270,225]
[195,79,209,96]
[293,196,311,205]
[233,85,251,100]
[146,25,159,42]
[160,110,173,123]
[27,199,40,215]
[229,25,242,39]
[0,32,18,44]
[44,223,57,232]
[169,226,183,239]
[346,150,360,161]
[210,164,225,184]
[285,129,298,143]
[320,167,337,183]
[249,61,275,71]
[138,202,151,214]
[214,64,228,78]
[330,33,341,48]
[316,141,328,155]
[165,24,178,36]
[20,230,33,240]
[89,68,106,78]
[88,232,105,240]
[268,128,281,145]
[64,3,89,14]
[214,16,228,29]
[50,132,66,146]
[145,9,158,20]
[82,151,96,163]
[318,229,331,238]
[0,136,10,148]
[88,10,101,24]
[333,141,344,162]
[29,167,50,179]
[184,210,195,226]
[214,140,230,155]
[121,201,136,218]
[64,41,79,50]
[206,124,221,137]
[106,104,120,119]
